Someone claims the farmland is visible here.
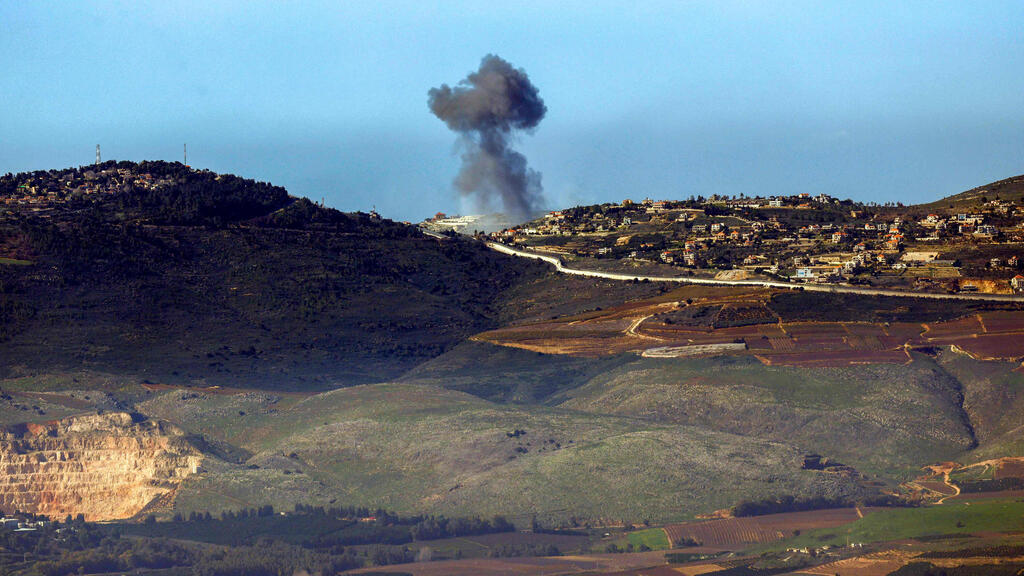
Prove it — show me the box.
[663,508,869,548]
[762,498,1024,550]
[343,549,669,576]
[476,285,1024,366]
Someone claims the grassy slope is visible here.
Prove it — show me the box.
[398,340,636,403]
[559,355,976,478]
[140,382,866,525]
[139,343,1024,524]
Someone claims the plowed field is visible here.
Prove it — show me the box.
[663,508,869,548]
[478,289,1024,365]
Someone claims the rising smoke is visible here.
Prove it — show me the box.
[428,54,547,222]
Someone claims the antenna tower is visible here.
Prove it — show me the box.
[96,145,101,165]
[184,143,188,167]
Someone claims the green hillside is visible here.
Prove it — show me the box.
[139,381,869,524]
[559,354,978,478]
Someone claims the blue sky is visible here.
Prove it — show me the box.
[2,1,1022,221]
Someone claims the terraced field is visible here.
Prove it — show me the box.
[663,508,868,548]
[477,286,1024,366]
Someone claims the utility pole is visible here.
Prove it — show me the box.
[96,144,101,165]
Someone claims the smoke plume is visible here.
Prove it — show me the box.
[429,54,547,221]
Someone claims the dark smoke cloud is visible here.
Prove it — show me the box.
[429,54,547,221]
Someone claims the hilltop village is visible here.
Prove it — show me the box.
[482,192,1024,294]
[0,163,179,211]
[6,164,1024,294]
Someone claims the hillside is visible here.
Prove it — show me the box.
[0,162,546,389]
[137,380,870,524]
[920,174,1024,211]
[3,163,1024,533]
[484,172,1024,296]
[124,343,1024,524]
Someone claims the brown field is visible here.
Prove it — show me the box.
[800,551,1024,576]
[949,334,1024,361]
[915,481,958,496]
[995,458,1024,480]
[794,550,915,576]
[345,549,668,576]
[673,565,730,576]
[601,567,687,576]
[757,349,911,367]
[922,315,986,339]
[663,509,869,548]
[477,288,1024,365]
[949,489,1024,501]
[976,311,1024,333]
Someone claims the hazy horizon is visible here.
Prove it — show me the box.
[3,1,1022,222]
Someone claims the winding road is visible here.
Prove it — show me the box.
[483,241,1024,303]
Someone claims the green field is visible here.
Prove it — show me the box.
[764,499,1024,551]
[626,528,670,550]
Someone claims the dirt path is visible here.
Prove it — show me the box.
[936,469,961,504]
[917,462,961,504]
[626,315,664,341]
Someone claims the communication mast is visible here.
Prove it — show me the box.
[184,143,188,167]
[96,145,101,165]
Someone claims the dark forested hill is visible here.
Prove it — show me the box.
[0,162,546,389]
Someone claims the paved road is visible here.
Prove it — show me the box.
[419,227,450,240]
[484,241,1024,303]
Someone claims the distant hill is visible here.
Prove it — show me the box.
[0,161,546,390]
[919,174,1024,211]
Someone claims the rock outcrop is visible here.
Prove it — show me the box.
[0,412,202,521]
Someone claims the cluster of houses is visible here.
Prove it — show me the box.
[488,192,1024,291]
[1,167,177,211]
[0,515,48,532]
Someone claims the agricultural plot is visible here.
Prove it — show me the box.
[765,499,1024,549]
[624,527,671,550]
[922,315,986,339]
[344,549,669,576]
[795,550,913,576]
[663,508,867,548]
[977,311,1024,333]
[601,567,686,576]
[479,286,1024,365]
[995,458,1024,480]
[950,334,1024,361]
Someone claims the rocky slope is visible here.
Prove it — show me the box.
[0,412,202,521]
